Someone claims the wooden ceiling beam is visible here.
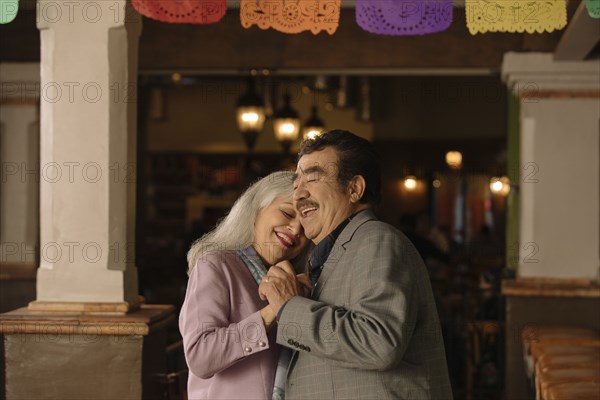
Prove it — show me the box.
[555,1,600,60]
[1,10,564,69]
[138,11,561,71]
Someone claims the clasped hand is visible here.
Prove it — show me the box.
[259,261,312,315]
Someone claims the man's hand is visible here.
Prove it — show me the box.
[296,273,312,298]
[259,261,312,315]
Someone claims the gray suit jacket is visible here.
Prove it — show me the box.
[277,210,452,399]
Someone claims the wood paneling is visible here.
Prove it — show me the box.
[138,11,562,70]
[2,10,563,69]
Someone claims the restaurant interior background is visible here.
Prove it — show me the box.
[138,74,509,392]
[135,71,512,398]
[1,0,598,399]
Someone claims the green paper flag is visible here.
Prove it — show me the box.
[585,0,600,18]
[0,0,19,24]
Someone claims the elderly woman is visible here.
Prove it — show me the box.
[180,170,312,400]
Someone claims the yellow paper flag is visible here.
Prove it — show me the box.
[466,0,567,34]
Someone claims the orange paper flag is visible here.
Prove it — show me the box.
[240,0,341,35]
[132,0,226,24]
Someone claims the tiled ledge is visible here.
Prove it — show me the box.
[502,278,600,298]
[0,304,175,336]
[28,295,146,314]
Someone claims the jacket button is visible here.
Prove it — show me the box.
[287,339,294,345]
[244,346,252,353]
[258,341,266,347]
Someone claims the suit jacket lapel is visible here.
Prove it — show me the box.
[312,209,377,299]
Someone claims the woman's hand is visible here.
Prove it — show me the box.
[259,261,313,314]
[260,305,276,331]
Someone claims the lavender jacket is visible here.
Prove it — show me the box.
[180,250,280,400]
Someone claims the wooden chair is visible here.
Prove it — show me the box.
[465,321,501,400]
[530,343,600,363]
[535,353,600,400]
[546,381,600,400]
[539,368,600,400]
[537,353,600,375]
[521,326,600,380]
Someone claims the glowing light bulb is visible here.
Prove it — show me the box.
[404,176,417,190]
[446,151,462,169]
[242,112,259,123]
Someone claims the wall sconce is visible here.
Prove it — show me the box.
[490,176,511,195]
[171,72,182,84]
[302,106,325,140]
[273,93,300,154]
[236,79,266,151]
[403,175,418,191]
[446,151,463,170]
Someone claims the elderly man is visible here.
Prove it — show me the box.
[260,130,452,399]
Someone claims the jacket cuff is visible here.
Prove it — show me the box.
[238,310,271,357]
[276,300,290,322]
[275,297,314,353]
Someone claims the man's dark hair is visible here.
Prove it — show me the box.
[297,129,382,207]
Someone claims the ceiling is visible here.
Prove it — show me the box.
[1,0,597,80]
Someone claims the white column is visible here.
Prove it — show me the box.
[0,63,40,267]
[502,53,600,281]
[32,0,142,308]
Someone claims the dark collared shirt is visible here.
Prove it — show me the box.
[309,213,356,290]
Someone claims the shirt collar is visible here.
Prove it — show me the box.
[309,209,366,272]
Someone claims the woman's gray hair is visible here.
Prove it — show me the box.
[187,170,312,273]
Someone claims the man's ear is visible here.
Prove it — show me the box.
[348,175,366,203]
